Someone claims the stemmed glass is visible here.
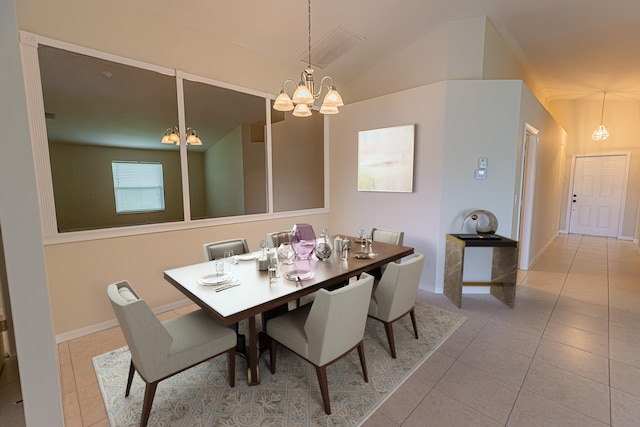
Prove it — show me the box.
[358,229,366,247]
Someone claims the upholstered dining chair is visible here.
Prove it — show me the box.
[266,273,375,415]
[203,238,250,261]
[371,227,404,245]
[369,227,405,279]
[368,252,425,358]
[266,230,292,248]
[107,280,237,427]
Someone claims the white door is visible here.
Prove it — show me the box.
[569,155,626,237]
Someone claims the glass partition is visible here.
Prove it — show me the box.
[39,45,182,232]
[271,108,324,212]
[35,40,326,235]
[183,79,267,219]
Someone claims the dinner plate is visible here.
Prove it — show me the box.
[235,252,260,261]
[284,270,315,281]
[352,252,378,259]
[198,272,233,286]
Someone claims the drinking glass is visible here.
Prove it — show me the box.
[268,254,279,283]
[223,250,234,271]
[215,258,225,276]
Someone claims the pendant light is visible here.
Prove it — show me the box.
[592,92,609,141]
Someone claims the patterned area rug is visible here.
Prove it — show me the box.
[93,303,465,426]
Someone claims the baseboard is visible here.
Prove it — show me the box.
[55,298,194,343]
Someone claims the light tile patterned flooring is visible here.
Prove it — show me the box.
[54,234,640,426]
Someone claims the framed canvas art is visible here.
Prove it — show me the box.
[358,124,415,192]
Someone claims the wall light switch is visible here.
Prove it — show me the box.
[475,168,487,180]
[478,157,488,169]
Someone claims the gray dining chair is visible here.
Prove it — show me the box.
[203,238,250,261]
[367,252,425,358]
[266,273,375,414]
[107,280,237,427]
[266,230,292,248]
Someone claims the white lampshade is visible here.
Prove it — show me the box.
[293,103,312,117]
[274,90,294,111]
[322,88,344,107]
[292,83,314,105]
[319,103,339,115]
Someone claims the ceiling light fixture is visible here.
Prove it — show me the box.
[273,0,344,117]
[592,92,609,141]
[161,127,202,146]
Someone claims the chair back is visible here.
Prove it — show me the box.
[203,238,249,261]
[304,273,374,366]
[107,281,172,381]
[371,228,404,246]
[373,253,425,321]
[266,230,292,248]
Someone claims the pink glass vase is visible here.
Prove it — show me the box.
[291,223,316,260]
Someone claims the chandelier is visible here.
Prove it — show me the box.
[591,92,609,141]
[161,127,202,146]
[273,0,344,117]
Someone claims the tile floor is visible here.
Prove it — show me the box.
[50,234,640,426]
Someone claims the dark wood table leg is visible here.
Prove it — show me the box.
[247,316,260,385]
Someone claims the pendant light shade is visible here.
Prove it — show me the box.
[592,92,609,141]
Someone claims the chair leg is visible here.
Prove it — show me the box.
[315,365,331,415]
[227,348,235,387]
[357,341,369,382]
[269,339,277,374]
[125,360,136,397]
[383,321,397,358]
[139,381,158,427]
[409,307,419,339]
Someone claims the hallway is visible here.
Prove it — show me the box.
[365,234,640,426]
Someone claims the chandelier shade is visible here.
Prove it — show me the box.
[161,127,202,146]
[592,92,609,141]
[273,0,343,117]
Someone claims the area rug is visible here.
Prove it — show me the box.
[93,303,465,426]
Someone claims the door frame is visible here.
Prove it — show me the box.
[515,123,538,270]
[565,152,630,238]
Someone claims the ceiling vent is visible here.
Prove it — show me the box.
[298,26,365,69]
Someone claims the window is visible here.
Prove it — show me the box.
[112,161,165,213]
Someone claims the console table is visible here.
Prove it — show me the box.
[444,233,518,308]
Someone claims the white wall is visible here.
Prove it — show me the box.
[0,1,64,425]
[329,83,447,288]
[331,79,565,292]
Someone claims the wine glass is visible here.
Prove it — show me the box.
[358,229,366,247]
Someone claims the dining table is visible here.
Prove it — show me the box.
[163,236,414,385]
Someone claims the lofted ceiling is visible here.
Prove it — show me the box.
[121,0,640,102]
[40,0,640,151]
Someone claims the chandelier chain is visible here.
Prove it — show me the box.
[307,0,312,67]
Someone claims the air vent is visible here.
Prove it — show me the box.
[298,26,365,69]
[45,112,56,119]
